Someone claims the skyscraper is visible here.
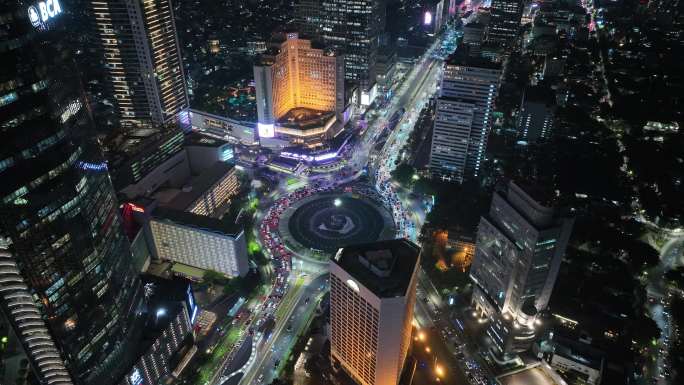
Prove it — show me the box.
[469,182,573,355]
[0,3,143,384]
[487,0,524,45]
[89,0,188,127]
[296,0,385,99]
[428,49,501,182]
[329,239,420,385]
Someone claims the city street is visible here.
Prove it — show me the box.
[238,274,327,385]
[235,24,460,385]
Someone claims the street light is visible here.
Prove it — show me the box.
[435,364,444,378]
[334,198,342,207]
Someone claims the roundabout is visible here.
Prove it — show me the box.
[278,189,396,258]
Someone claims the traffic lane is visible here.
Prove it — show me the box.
[241,275,327,384]
[412,327,468,385]
[250,288,320,384]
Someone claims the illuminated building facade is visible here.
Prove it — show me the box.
[149,208,249,277]
[469,182,573,355]
[330,239,420,385]
[429,49,501,182]
[0,3,143,384]
[89,0,188,127]
[487,0,524,45]
[254,33,345,147]
[295,0,385,97]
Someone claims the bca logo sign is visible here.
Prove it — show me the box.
[28,0,62,29]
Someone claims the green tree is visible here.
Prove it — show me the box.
[202,270,227,286]
[391,163,416,186]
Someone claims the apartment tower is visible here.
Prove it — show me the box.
[89,0,188,127]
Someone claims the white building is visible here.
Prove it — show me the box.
[429,48,501,182]
[148,208,249,277]
[329,239,420,385]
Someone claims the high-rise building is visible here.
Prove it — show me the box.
[254,32,345,148]
[0,3,143,384]
[295,0,385,99]
[89,0,188,127]
[428,49,501,182]
[517,85,556,143]
[329,239,420,385]
[469,182,573,355]
[487,0,524,45]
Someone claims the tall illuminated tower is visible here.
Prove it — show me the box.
[329,239,420,385]
[89,0,188,127]
[469,181,573,355]
[254,32,345,147]
[487,0,523,45]
[429,48,501,182]
[296,0,385,100]
[0,2,143,384]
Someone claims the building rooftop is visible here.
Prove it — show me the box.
[524,85,556,105]
[164,162,235,211]
[185,131,230,148]
[446,45,502,70]
[152,207,243,237]
[132,275,194,362]
[553,335,604,371]
[277,107,336,129]
[496,365,563,385]
[334,239,420,298]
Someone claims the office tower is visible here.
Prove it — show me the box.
[329,239,420,385]
[0,3,143,385]
[294,0,323,37]
[296,0,385,99]
[469,182,573,355]
[428,49,501,182]
[487,0,523,45]
[90,0,188,127]
[254,32,345,147]
[517,85,556,143]
[149,208,249,277]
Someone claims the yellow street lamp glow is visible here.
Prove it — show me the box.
[418,331,426,341]
[435,364,444,377]
[425,346,431,353]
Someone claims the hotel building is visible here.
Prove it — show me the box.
[254,32,345,148]
[89,0,188,127]
[469,182,573,355]
[329,239,420,385]
[148,208,249,277]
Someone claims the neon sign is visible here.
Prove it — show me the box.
[424,11,433,26]
[28,0,62,30]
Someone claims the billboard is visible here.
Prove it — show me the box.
[257,122,275,138]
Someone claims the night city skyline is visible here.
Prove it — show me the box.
[1,1,682,385]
